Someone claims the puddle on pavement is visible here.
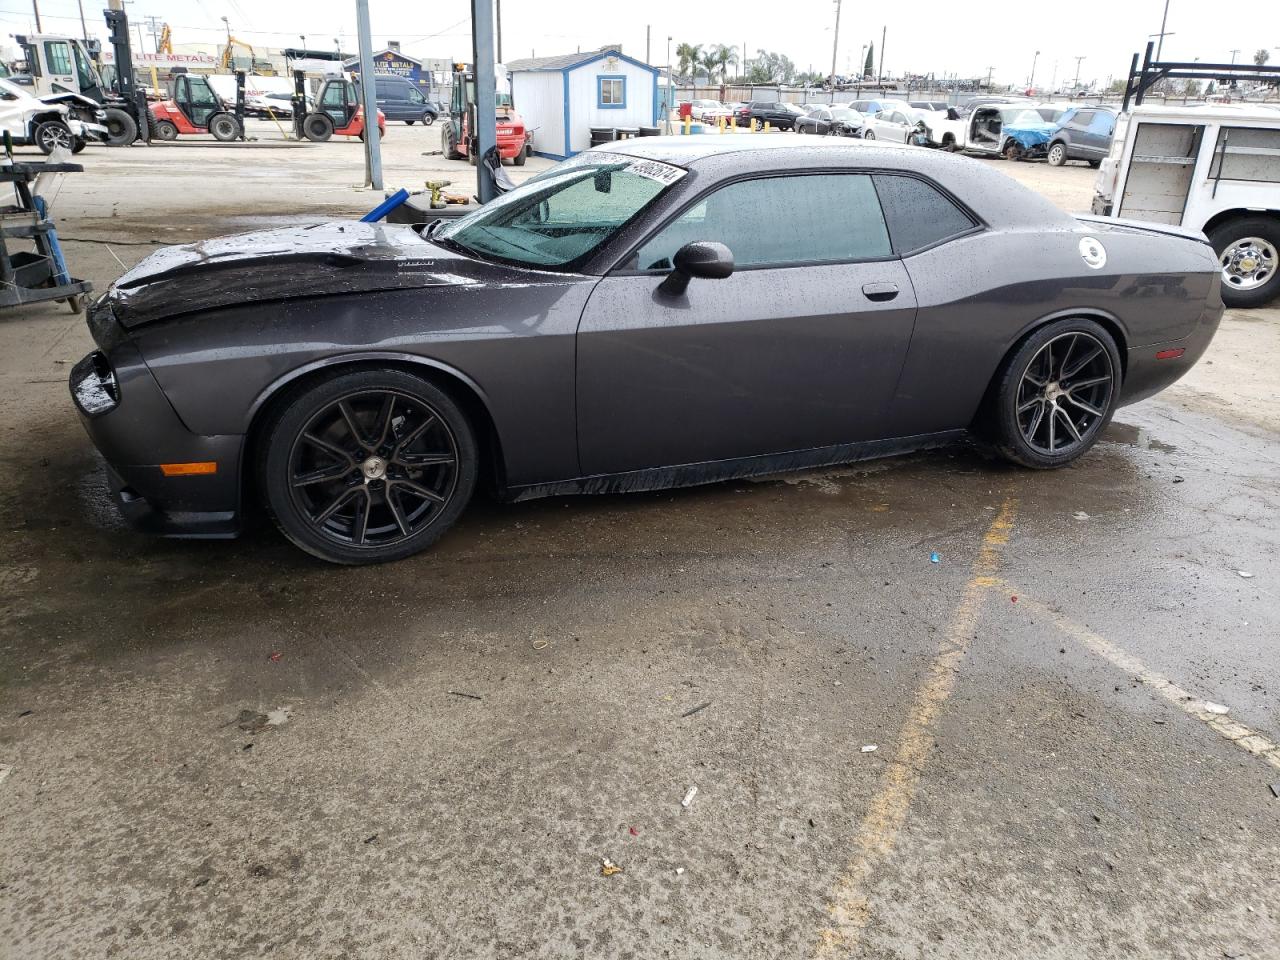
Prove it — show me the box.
[1104,421,1178,453]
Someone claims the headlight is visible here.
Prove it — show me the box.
[70,351,119,416]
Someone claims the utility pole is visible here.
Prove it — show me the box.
[495,0,502,62]
[471,0,497,202]
[877,25,885,84]
[859,43,866,80]
[1155,0,1171,59]
[665,34,673,133]
[1229,49,1239,63]
[144,15,162,54]
[829,0,841,81]
[31,0,41,32]
[76,0,89,43]
[1072,55,1085,90]
[986,66,994,90]
[645,24,650,64]
[355,0,382,190]
[1029,49,1039,89]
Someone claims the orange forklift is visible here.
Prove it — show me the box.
[297,75,386,142]
[149,72,245,142]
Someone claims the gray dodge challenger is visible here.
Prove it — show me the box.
[71,136,1224,564]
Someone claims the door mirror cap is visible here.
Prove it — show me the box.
[660,241,734,296]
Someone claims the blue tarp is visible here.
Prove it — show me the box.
[1003,122,1055,149]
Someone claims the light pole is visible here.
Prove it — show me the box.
[665,35,673,134]
[1072,55,1085,91]
[1155,0,1171,59]
[829,0,842,81]
[299,34,306,54]
[859,43,866,80]
[1029,49,1039,90]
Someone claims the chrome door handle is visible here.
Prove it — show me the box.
[862,282,899,302]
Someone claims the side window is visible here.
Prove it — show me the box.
[44,41,73,75]
[634,174,892,271]
[1090,112,1115,135]
[890,111,906,124]
[1073,110,1095,129]
[321,83,346,108]
[872,175,976,253]
[375,80,391,98]
[1209,126,1280,183]
[408,85,425,103]
[598,76,625,107]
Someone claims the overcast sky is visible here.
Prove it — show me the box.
[2,0,1274,86]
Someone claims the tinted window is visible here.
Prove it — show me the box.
[1072,110,1095,127]
[1088,112,1115,135]
[321,84,347,107]
[635,174,892,271]
[872,175,976,253]
[44,41,72,75]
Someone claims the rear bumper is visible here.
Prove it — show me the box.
[1119,282,1225,406]
[69,338,245,538]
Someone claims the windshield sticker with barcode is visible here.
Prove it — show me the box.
[627,159,687,186]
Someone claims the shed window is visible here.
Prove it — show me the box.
[597,76,625,108]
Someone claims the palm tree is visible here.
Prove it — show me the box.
[709,44,738,83]
[675,43,701,79]
[1254,48,1271,67]
[700,50,719,82]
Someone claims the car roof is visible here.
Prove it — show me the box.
[586,135,1073,229]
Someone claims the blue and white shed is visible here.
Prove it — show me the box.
[505,46,660,160]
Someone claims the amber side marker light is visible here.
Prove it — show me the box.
[1155,348,1186,360]
[160,462,218,477]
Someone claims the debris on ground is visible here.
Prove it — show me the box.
[1172,475,1184,483]
[193,876,210,888]
[1073,511,1091,520]
[0,764,11,787]
[1236,570,1254,579]
[681,701,712,718]
[363,834,379,844]
[16,710,32,718]
[265,707,291,726]
[446,690,482,701]
[861,744,878,753]
[675,867,686,876]
[1011,595,1018,603]
[628,826,639,836]
[268,652,282,663]
[1268,782,1280,799]
[1202,701,1230,715]
[531,639,549,650]
[601,858,622,876]
[234,710,269,733]
[681,785,698,809]
[929,552,941,564]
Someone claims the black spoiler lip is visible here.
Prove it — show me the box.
[1075,213,1211,245]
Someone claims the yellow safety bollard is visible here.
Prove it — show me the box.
[683,114,692,136]
[764,121,771,132]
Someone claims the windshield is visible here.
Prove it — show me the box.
[436,153,686,269]
[831,108,859,122]
[1004,108,1046,126]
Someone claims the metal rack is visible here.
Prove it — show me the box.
[0,161,92,314]
[1122,41,1280,113]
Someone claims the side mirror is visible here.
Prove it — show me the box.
[659,241,734,296]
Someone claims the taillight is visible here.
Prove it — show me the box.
[70,351,118,416]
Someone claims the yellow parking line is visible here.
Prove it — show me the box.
[814,499,1018,958]
[1011,593,1280,772]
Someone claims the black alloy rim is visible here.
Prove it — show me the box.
[1016,332,1114,455]
[287,389,459,548]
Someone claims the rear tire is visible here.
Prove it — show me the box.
[258,369,478,565]
[422,111,435,126]
[1209,216,1280,308]
[405,119,415,126]
[863,130,875,141]
[303,112,334,142]
[152,119,178,141]
[1047,141,1067,166]
[209,113,241,142]
[987,317,1121,469]
[513,144,527,166]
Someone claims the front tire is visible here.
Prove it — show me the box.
[103,107,137,146]
[152,119,179,141]
[259,370,478,565]
[209,113,241,142]
[1210,217,1280,308]
[303,112,335,142]
[988,319,1121,469]
[863,129,875,141]
[1047,141,1067,166]
[34,120,74,154]
[422,110,435,126]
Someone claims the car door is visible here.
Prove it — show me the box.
[1084,110,1115,159]
[575,172,919,476]
[886,111,912,142]
[320,81,355,129]
[42,40,76,93]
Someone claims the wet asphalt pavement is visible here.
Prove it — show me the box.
[1,138,1278,959]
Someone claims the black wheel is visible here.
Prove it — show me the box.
[34,120,74,155]
[71,138,87,154]
[863,129,875,141]
[259,370,478,564]
[513,144,527,166]
[405,119,416,126]
[989,319,1121,469]
[103,108,137,146]
[209,113,241,142]
[1002,140,1022,161]
[1209,216,1280,308]
[1087,159,1101,168]
[422,110,435,126]
[1047,141,1067,166]
[152,119,179,141]
[303,112,335,142]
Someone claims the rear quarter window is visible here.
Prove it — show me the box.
[872,175,977,253]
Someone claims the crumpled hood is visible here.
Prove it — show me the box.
[1003,121,1055,149]
[107,221,474,328]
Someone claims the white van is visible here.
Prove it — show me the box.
[1092,103,1280,307]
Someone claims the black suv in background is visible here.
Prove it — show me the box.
[735,101,805,130]
[1047,106,1117,167]
[373,74,438,125]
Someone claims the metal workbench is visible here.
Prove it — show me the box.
[0,160,92,314]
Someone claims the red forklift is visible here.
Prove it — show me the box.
[149,72,244,142]
[442,62,529,165]
[297,75,386,142]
